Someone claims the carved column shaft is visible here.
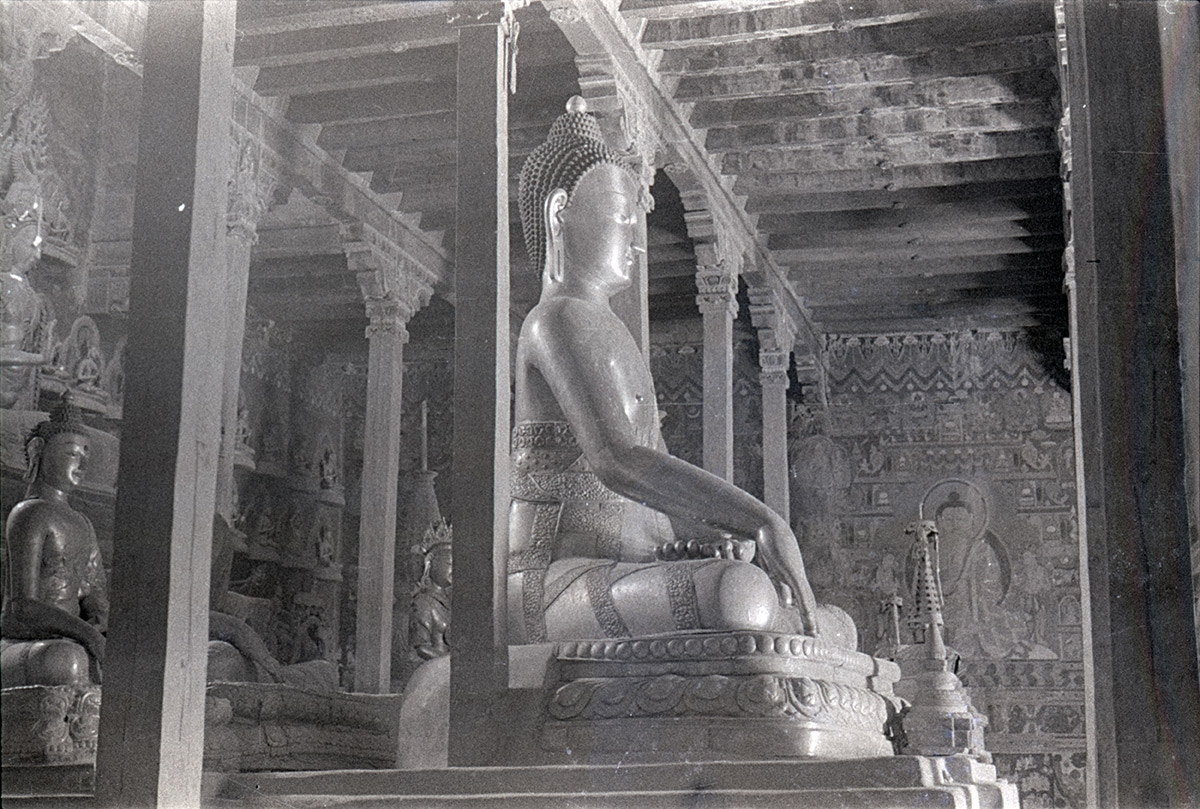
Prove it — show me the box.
[695,261,738,482]
[215,138,276,522]
[749,287,797,523]
[355,293,409,694]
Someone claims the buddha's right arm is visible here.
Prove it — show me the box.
[2,598,106,659]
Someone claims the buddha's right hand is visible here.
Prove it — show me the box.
[755,517,821,637]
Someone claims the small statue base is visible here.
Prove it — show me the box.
[540,630,903,763]
[897,657,991,761]
[204,682,403,772]
[0,685,101,766]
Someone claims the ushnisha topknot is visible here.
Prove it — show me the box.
[28,392,86,445]
[518,96,640,277]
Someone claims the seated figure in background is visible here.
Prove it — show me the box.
[410,538,452,661]
[207,512,337,691]
[509,97,834,645]
[1,396,107,685]
[2,171,56,410]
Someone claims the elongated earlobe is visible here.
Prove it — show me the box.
[24,437,45,483]
[543,188,570,284]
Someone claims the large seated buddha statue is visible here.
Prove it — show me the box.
[509,97,835,646]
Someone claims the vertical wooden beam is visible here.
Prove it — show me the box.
[93,3,235,806]
[449,3,512,766]
[696,261,738,481]
[1065,1,1200,806]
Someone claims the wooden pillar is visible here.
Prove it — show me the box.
[215,144,274,521]
[1064,1,1200,806]
[93,3,235,807]
[349,251,409,694]
[449,3,512,766]
[695,261,738,482]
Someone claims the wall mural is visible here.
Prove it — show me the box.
[810,327,1084,808]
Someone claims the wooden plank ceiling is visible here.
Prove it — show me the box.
[237,0,1065,339]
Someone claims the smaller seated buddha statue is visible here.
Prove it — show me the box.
[1,396,107,686]
[410,530,452,661]
[509,98,833,645]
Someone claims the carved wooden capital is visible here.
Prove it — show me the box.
[227,131,281,246]
[362,296,410,343]
[695,263,739,317]
[759,349,791,389]
[344,222,436,335]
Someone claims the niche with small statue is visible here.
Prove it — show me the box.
[225,319,347,685]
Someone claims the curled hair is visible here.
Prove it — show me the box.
[518,96,640,277]
[25,393,86,471]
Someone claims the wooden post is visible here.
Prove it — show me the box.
[449,2,512,766]
[93,3,235,806]
[760,365,790,521]
[1064,1,1200,806]
[695,260,738,481]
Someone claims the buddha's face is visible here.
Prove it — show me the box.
[7,217,44,276]
[557,163,641,293]
[39,431,89,489]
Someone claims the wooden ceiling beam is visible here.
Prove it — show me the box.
[774,234,1062,264]
[650,2,1052,66]
[736,153,1059,195]
[814,312,1057,333]
[672,36,1054,99]
[705,100,1056,153]
[690,68,1057,128]
[767,213,1061,250]
[804,280,1065,308]
[721,128,1056,175]
[234,16,458,68]
[637,0,1015,49]
[236,2,482,35]
[286,80,456,125]
[744,177,1061,214]
[624,0,817,21]
[317,113,553,152]
[783,251,1059,280]
[254,45,457,96]
[804,266,1061,298]
[809,293,1063,324]
[756,196,1062,233]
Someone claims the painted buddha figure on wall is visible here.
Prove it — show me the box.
[509,98,836,645]
[1,396,107,686]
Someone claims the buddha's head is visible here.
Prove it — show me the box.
[2,173,45,277]
[519,97,646,294]
[26,395,88,489]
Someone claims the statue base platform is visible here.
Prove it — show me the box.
[1,685,101,767]
[213,756,1020,808]
[536,631,903,763]
[204,682,403,772]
